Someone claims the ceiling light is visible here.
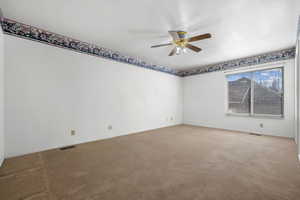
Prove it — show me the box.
[175,46,181,55]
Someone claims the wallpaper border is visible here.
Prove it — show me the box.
[0,18,180,76]
[0,18,296,77]
[178,47,295,77]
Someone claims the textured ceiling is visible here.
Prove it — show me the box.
[1,0,300,70]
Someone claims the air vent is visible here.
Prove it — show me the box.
[249,133,262,136]
[60,145,76,150]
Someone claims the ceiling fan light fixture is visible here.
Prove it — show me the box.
[151,31,211,56]
[175,46,181,55]
[175,46,187,55]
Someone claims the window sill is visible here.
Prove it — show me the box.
[226,113,284,119]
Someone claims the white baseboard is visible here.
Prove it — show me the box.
[183,121,294,138]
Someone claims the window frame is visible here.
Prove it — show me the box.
[225,66,284,119]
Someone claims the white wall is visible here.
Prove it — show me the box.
[295,39,299,149]
[4,35,183,158]
[297,21,300,159]
[183,60,295,138]
[3,33,297,158]
[0,23,4,165]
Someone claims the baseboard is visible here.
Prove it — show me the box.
[183,121,292,138]
[184,121,259,133]
[5,123,182,159]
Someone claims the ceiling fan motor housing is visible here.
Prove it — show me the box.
[177,31,187,39]
[174,31,188,47]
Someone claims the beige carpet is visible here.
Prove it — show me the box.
[1,125,300,200]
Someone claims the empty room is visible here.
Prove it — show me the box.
[0,0,300,199]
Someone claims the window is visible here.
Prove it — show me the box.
[226,67,283,117]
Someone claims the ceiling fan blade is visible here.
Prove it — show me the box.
[187,33,211,42]
[168,31,180,41]
[151,43,173,48]
[186,43,202,52]
[168,47,177,56]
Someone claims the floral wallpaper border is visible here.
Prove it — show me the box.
[178,47,295,77]
[1,18,180,76]
[0,18,296,77]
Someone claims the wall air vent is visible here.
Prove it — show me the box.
[59,145,76,150]
[249,133,262,136]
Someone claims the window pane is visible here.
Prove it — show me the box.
[227,72,251,114]
[253,68,283,115]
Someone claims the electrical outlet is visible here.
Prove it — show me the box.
[71,130,76,136]
[108,125,112,130]
[260,123,264,128]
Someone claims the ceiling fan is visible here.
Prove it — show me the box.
[151,31,212,56]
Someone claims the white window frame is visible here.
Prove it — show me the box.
[225,65,284,119]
